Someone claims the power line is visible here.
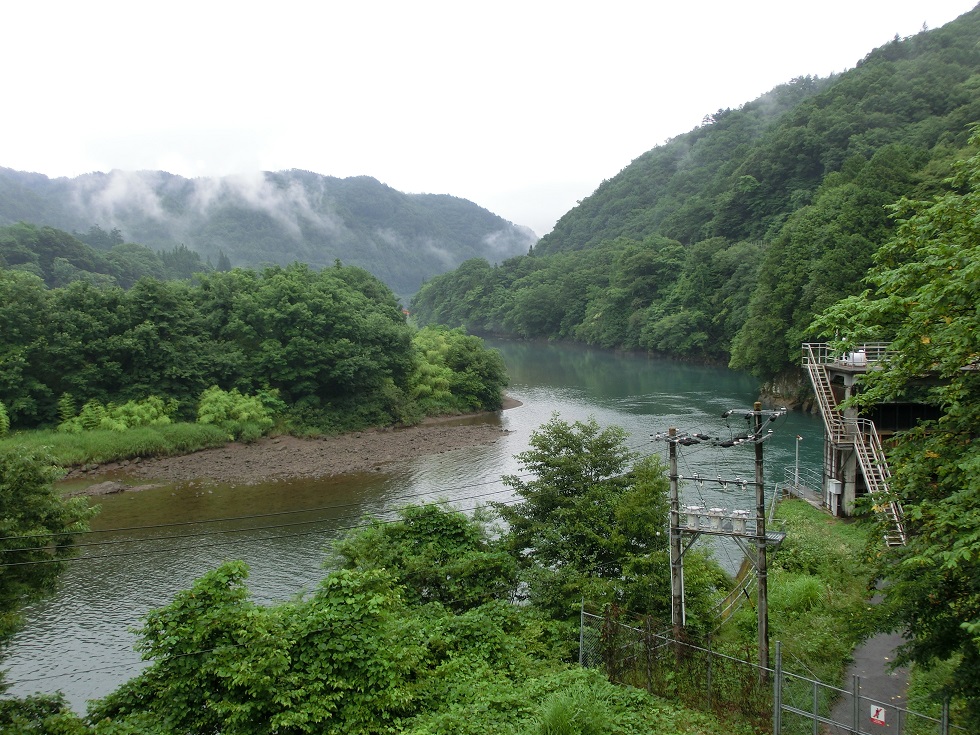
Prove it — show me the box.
[0,473,534,543]
[1,438,661,552]
[0,490,528,569]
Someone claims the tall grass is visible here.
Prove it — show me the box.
[533,683,611,735]
[0,422,231,468]
[722,499,874,681]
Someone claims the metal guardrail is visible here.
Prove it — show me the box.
[782,465,823,494]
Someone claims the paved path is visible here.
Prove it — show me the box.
[824,630,910,734]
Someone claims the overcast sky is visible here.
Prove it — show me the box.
[2,1,977,236]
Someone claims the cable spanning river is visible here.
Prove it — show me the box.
[2,340,823,711]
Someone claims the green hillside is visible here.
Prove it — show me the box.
[0,168,537,299]
[411,7,980,386]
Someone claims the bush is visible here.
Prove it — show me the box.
[196,386,276,441]
[410,327,507,415]
[58,396,177,433]
[0,401,8,437]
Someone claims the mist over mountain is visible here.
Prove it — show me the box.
[0,168,537,298]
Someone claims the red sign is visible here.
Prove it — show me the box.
[870,705,886,726]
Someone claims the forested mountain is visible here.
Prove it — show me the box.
[0,168,537,299]
[411,6,980,388]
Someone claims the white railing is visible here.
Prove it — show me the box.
[802,342,891,367]
[802,344,847,443]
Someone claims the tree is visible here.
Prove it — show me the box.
[0,270,54,427]
[0,449,94,650]
[812,128,980,725]
[408,327,507,415]
[331,503,517,612]
[215,248,232,272]
[0,693,90,734]
[90,562,424,734]
[494,415,673,616]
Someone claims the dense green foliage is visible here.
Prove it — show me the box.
[412,235,763,360]
[0,169,537,299]
[195,386,279,441]
[411,9,980,382]
[409,326,508,414]
[0,222,211,287]
[0,449,93,649]
[812,128,980,726]
[331,503,518,612]
[14,500,746,734]
[57,396,178,434]
[0,262,507,433]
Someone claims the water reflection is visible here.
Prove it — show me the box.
[2,340,824,710]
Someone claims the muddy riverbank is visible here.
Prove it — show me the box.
[63,401,520,494]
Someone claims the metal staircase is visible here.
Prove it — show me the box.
[853,419,907,547]
[802,344,907,547]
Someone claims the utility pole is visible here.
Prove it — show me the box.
[755,401,770,683]
[659,405,784,685]
[669,427,684,647]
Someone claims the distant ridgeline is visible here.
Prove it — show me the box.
[409,7,980,384]
[0,168,537,299]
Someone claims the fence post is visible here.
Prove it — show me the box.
[942,696,950,735]
[579,599,585,667]
[812,679,819,735]
[852,674,860,735]
[706,633,713,712]
[773,641,782,735]
[645,616,653,693]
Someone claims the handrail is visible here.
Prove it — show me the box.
[802,343,847,443]
[782,465,823,492]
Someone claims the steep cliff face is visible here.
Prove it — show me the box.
[759,370,815,412]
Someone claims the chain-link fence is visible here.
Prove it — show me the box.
[580,606,966,735]
[581,605,771,731]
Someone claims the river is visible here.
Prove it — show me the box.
[2,340,824,711]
